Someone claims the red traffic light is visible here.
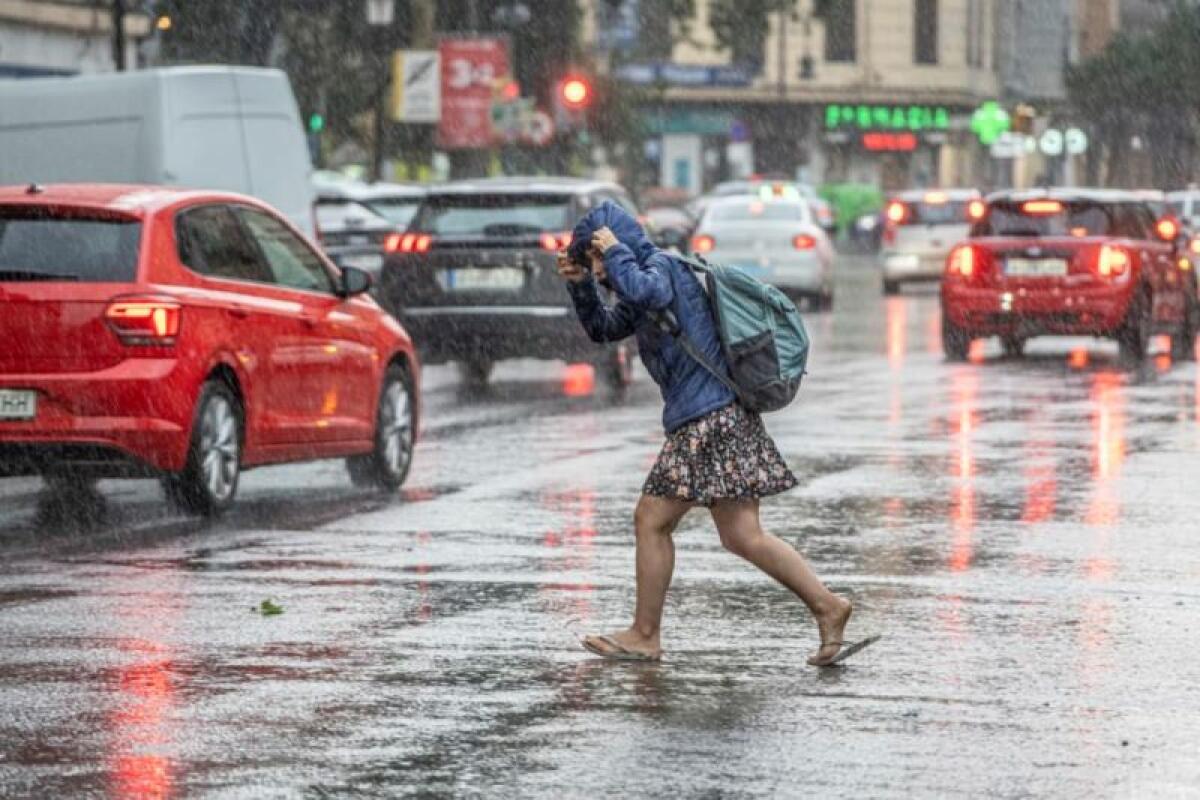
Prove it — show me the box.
[560,76,591,110]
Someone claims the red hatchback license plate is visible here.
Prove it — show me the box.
[1005,257,1068,277]
[0,389,37,420]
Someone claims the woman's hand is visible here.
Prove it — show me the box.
[592,227,620,254]
[556,249,588,284]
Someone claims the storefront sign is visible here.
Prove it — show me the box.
[437,37,509,149]
[970,101,1010,145]
[614,62,755,88]
[825,104,950,132]
[862,132,917,152]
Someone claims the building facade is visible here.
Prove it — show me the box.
[0,0,147,78]
[587,0,1105,194]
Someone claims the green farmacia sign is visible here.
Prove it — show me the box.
[825,104,950,132]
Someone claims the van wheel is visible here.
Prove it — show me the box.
[942,315,971,362]
[164,379,241,516]
[883,279,900,296]
[1001,336,1026,358]
[1117,288,1151,363]
[347,364,415,491]
[458,356,493,389]
[1171,294,1197,362]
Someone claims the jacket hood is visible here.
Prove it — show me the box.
[568,200,657,266]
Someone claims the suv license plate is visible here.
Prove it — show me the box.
[0,389,37,420]
[1006,257,1067,276]
[441,268,525,291]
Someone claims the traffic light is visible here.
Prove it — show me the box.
[559,76,592,111]
[308,113,325,134]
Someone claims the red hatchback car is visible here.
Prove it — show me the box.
[941,189,1198,362]
[0,184,419,515]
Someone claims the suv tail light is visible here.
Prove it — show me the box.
[105,297,181,345]
[386,232,432,254]
[885,201,908,224]
[966,199,987,222]
[1096,244,1130,278]
[691,234,715,253]
[539,231,572,252]
[1155,216,1179,242]
[946,245,976,279]
[792,234,817,250]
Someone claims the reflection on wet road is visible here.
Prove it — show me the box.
[2,259,1199,797]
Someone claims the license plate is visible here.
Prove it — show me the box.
[0,389,36,420]
[439,267,525,291]
[1006,257,1068,276]
[340,253,383,271]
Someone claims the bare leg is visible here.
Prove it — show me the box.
[583,494,692,659]
[710,499,852,665]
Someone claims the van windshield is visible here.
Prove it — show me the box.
[0,208,141,282]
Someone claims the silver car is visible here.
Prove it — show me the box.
[691,195,835,309]
[880,188,981,294]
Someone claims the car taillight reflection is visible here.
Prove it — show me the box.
[539,231,572,252]
[386,232,432,254]
[792,233,817,250]
[105,298,181,345]
[691,234,715,253]
[946,245,975,278]
[1096,244,1129,278]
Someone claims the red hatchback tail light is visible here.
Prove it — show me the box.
[1096,244,1130,278]
[946,245,976,279]
[105,297,181,345]
[792,234,817,250]
[385,232,433,254]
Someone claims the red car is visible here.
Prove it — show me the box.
[941,189,1198,362]
[0,184,419,515]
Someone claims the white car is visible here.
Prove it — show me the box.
[880,188,981,294]
[691,195,835,309]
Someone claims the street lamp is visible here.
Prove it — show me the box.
[366,0,395,181]
[365,0,395,26]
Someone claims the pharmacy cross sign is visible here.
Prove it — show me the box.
[971,101,1010,146]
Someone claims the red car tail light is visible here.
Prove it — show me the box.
[1096,244,1130,278]
[1155,216,1180,242]
[105,297,181,345]
[387,232,433,254]
[539,231,572,252]
[692,234,715,253]
[885,200,908,224]
[1189,237,1200,254]
[966,199,987,222]
[946,245,976,278]
[792,233,817,250]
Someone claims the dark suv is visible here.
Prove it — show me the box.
[380,177,639,389]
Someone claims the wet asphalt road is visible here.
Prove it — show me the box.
[2,256,1200,798]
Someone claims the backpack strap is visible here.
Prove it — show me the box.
[648,309,748,406]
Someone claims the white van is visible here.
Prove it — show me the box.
[0,66,315,237]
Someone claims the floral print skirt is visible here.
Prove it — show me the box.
[643,403,798,506]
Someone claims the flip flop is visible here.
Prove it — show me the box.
[582,634,661,662]
[811,634,882,667]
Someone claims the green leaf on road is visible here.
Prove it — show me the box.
[255,599,284,616]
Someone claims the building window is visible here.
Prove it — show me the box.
[823,0,856,63]
[966,0,983,67]
[915,0,938,64]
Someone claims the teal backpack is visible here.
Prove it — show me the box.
[653,254,810,413]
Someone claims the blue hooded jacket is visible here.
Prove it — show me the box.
[566,201,735,433]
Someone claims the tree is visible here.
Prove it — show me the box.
[708,0,795,70]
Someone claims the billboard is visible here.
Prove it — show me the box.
[437,37,509,150]
[390,50,440,123]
